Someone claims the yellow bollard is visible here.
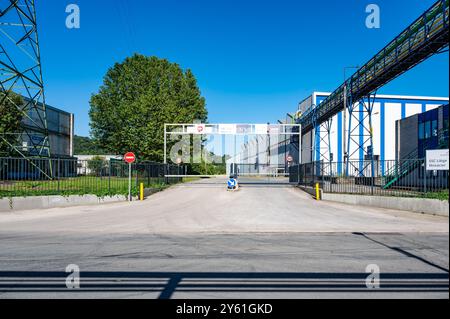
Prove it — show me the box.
[140,183,144,201]
[315,183,321,200]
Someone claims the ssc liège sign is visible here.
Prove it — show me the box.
[426,149,449,171]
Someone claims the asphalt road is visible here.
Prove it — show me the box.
[0,177,448,298]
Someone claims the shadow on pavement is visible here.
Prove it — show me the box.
[0,271,448,299]
[353,232,450,273]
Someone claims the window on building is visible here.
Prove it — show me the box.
[424,121,431,139]
[419,122,425,140]
[443,119,449,143]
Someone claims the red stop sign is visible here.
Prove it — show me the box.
[124,152,136,164]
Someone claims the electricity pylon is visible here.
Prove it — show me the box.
[0,0,51,160]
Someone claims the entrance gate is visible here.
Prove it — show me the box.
[163,123,301,183]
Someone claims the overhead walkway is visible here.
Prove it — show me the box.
[299,0,449,133]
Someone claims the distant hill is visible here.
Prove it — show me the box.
[73,135,106,155]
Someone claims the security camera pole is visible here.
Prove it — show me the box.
[124,152,136,201]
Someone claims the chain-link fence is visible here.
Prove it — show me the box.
[290,159,449,199]
[0,157,184,197]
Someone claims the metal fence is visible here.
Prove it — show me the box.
[0,157,184,197]
[289,159,449,199]
[229,163,288,177]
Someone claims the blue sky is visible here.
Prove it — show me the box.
[37,0,449,136]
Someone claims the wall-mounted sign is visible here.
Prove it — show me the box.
[426,149,449,171]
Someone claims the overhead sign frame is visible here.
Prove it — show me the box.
[163,123,302,172]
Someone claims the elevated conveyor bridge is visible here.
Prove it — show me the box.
[299,0,449,133]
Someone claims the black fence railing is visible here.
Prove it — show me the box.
[289,159,449,199]
[0,157,184,197]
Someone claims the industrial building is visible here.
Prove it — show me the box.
[225,134,292,176]
[396,103,449,160]
[74,155,122,175]
[20,97,74,158]
[223,92,449,178]
[0,98,75,180]
[393,103,449,189]
[299,92,449,175]
[222,124,300,176]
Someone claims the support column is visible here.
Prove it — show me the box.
[314,119,333,176]
[345,93,376,178]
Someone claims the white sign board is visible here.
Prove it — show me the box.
[426,149,449,171]
[218,124,236,135]
[186,126,197,134]
[186,124,212,134]
[254,124,268,135]
[268,125,280,134]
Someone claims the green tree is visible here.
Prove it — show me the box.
[73,135,106,155]
[89,55,207,162]
[0,91,23,156]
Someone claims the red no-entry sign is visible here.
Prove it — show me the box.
[124,152,136,202]
[124,152,136,164]
[196,124,205,133]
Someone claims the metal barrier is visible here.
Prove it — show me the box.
[0,157,184,197]
[290,159,449,199]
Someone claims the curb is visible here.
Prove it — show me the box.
[321,193,449,217]
[0,194,127,212]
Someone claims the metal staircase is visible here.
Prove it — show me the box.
[382,151,423,190]
[383,127,449,189]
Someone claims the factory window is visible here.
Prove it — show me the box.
[424,121,431,139]
[432,120,438,137]
[419,122,425,139]
[419,120,438,140]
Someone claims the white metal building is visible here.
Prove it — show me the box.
[299,92,449,174]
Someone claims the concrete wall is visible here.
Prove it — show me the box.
[0,195,127,212]
[322,193,449,217]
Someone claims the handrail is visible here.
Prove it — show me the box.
[383,125,449,189]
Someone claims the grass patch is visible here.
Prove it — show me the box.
[420,190,449,201]
[0,175,190,199]
[0,176,176,199]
